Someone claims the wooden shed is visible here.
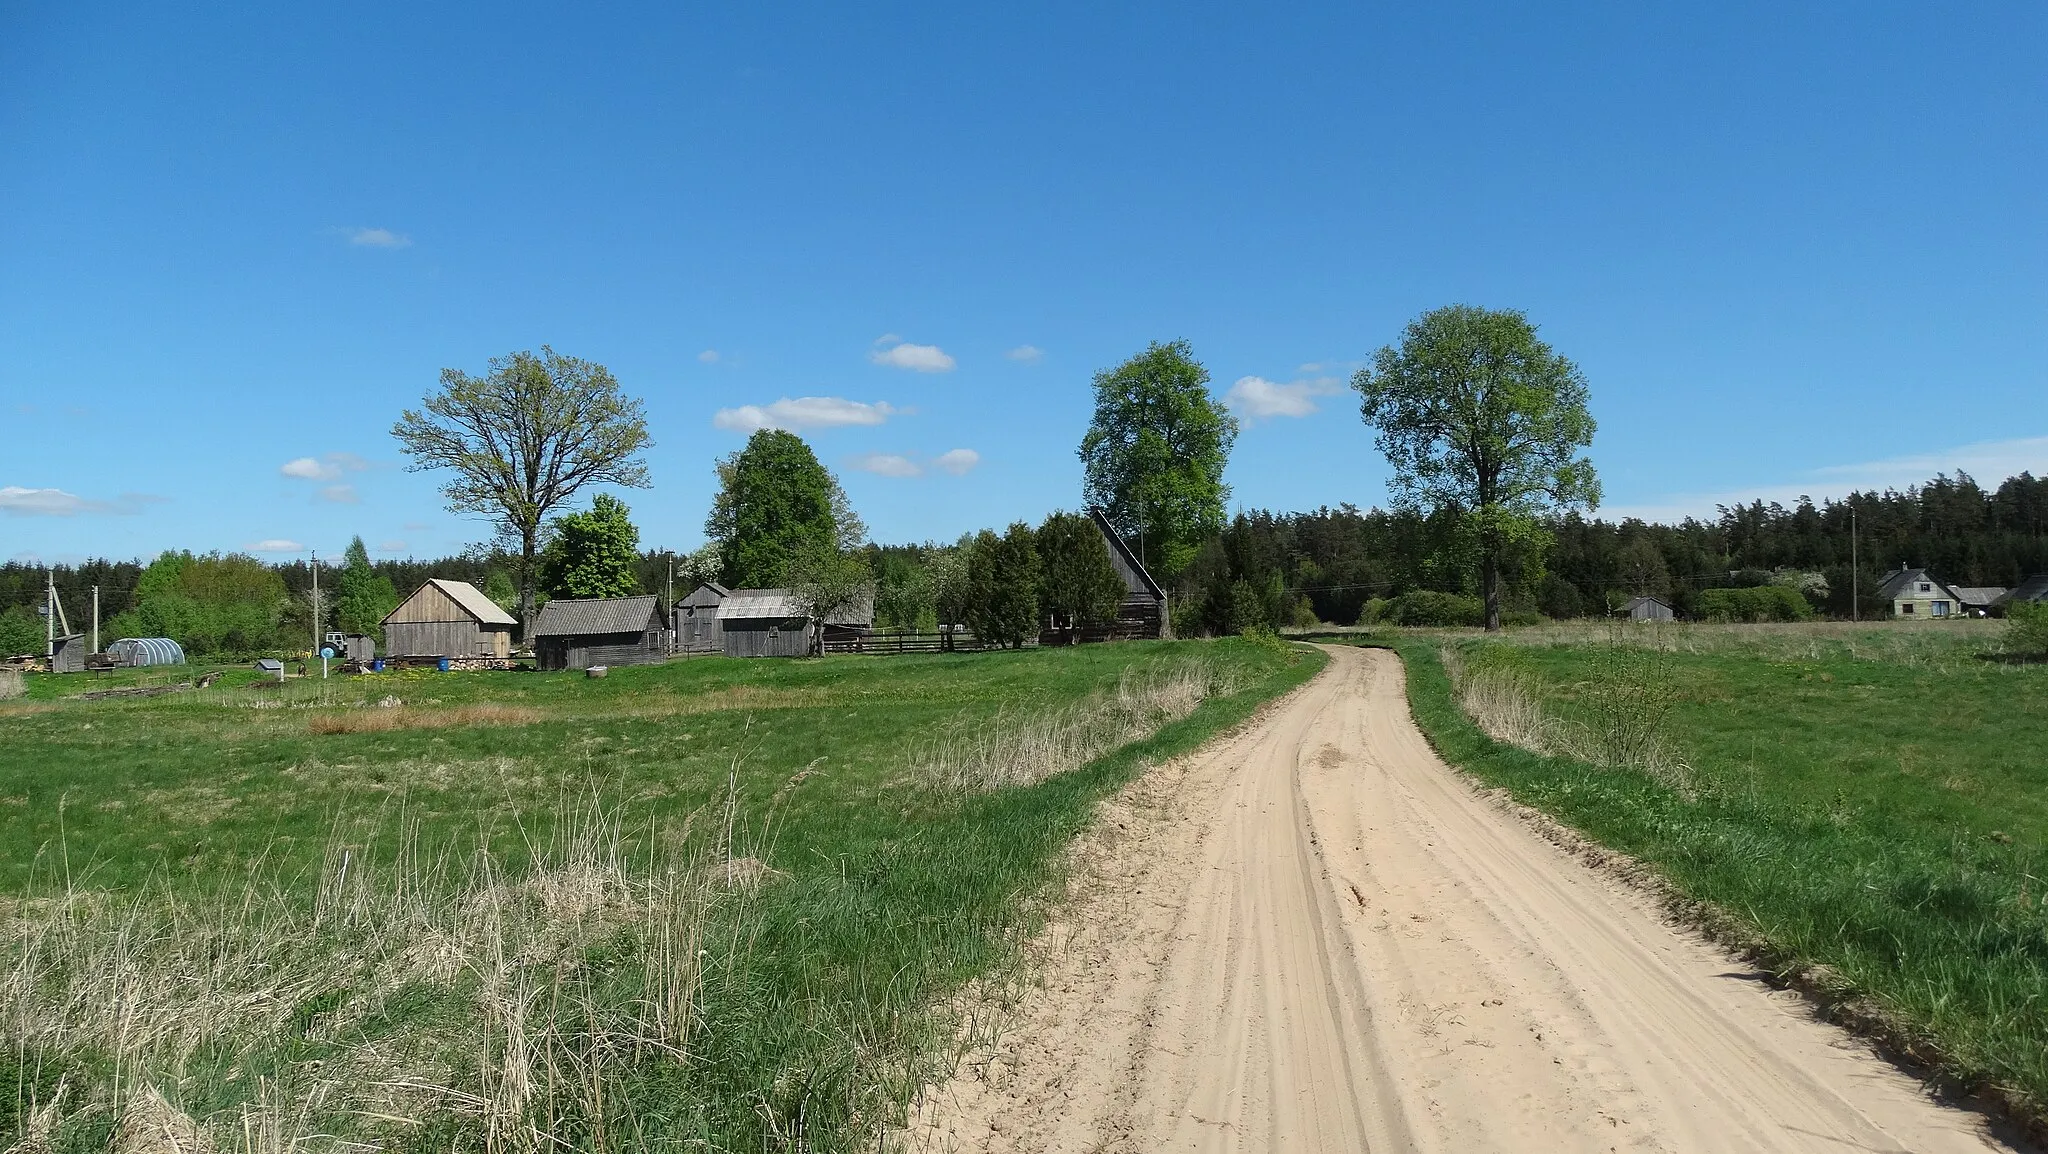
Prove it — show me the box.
[533,595,668,671]
[381,579,517,659]
[1088,508,1171,640]
[673,582,730,654]
[1617,595,1676,622]
[49,633,87,674]
[716,588,874,657]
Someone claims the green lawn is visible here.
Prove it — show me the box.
[1386,621,2048,1122]
[0,639,1322,1152]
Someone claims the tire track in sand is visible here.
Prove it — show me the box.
[904,645,2010,1153]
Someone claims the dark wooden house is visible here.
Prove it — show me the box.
[382,579,518,659]
[1088,508,1171,640]
[533,595,668,671]
[673,582,730,654]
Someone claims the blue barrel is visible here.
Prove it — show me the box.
[371,659,384,672]
[437,657,451,672]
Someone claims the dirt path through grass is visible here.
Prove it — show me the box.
[905,645,2007,1153]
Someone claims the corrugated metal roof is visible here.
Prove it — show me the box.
[1952,587,2008,607]
[533,595,663,637]
[715,587,875,625]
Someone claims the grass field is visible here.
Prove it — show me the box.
[1383,619,2048,1123]
[0,638,1322,1152]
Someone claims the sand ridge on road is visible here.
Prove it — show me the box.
[904,644,2007,1153]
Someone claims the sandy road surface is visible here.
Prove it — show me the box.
[905,645,2007,1153]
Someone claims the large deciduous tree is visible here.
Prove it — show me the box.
[392,347,651,636]
[539,493,644,600]
[1079,340,1238,577]
[1035,511,1127,643]
[705,430,866,588]
[1353,305,1599,631]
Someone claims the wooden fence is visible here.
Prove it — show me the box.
[823,629,991,655]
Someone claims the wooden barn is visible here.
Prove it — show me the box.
[1616,595,1677,622]
[381,579,518,659]
[717,588,874,657]
[1088,508,1171,640]
[533,595,668,671]
[673,582,730,654]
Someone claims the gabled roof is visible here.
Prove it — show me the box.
[383,578,518,627]
[1952,587,2008,609]
[1875,567,1964,603]
[532,595,663,637]
[715,587,875,625]
[1620,596,1672,612]
[2004,574,2048,604]
[1087,507,1166,601]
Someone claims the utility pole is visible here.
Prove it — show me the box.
[1850,506,1859,622]
[45,568,54,658]
[92,585,100,654]
[310,550,319,660]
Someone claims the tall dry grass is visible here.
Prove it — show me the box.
[1442,641,1694,792]
[2,798,728,1152]
[910,659,1239,793]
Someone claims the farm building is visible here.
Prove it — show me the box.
[1876,566,1969,619]
[107,637,186,667]
[48,634,87,674]
[381,579,518,659]
[717,588,875,657]
[1088,508,1171,640]
[1616,595,1677,622]
[1998,574,2048,611]
[1952,587,2009,617]
[674,582,730,654]
[533,595,669,671]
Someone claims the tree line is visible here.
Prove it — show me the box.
[13,309,2042,658]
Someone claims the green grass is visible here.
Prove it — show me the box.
[1380,622,2048,1121]
[0,639,1323,1151]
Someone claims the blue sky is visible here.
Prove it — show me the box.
[4,3,2044,563]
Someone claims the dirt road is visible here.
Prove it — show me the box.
[906,645,2007,1153]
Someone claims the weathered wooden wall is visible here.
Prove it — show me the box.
[722,622,810,658]
[385,621,506,659]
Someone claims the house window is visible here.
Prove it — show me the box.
[1918,583,1931,593]
[1932,601,1950,617]
[1901,602,1915,614]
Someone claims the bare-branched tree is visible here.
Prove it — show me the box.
[392,347,651,635]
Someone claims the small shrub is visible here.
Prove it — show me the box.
[1355,597,1392,626]
[1698,585,1812,623]
[2008,600,2048,658]
[1387,591,1485,627]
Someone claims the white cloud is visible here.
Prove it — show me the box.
[1602,434,2048,522]
[0,487,162,516]
[347,227,411,248]
[712,396,898,433]
[376,540,408,553]
[319,484,359,504]
[280,452,373,482]
[849,453,923,478]
[1297,359,1364,375]
[1224,375,1344,421]
[1005,345,1044,364]
[870,338,956,373]
[246,539,306,553]
[698,349,720,364]
[933,448,980,476]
